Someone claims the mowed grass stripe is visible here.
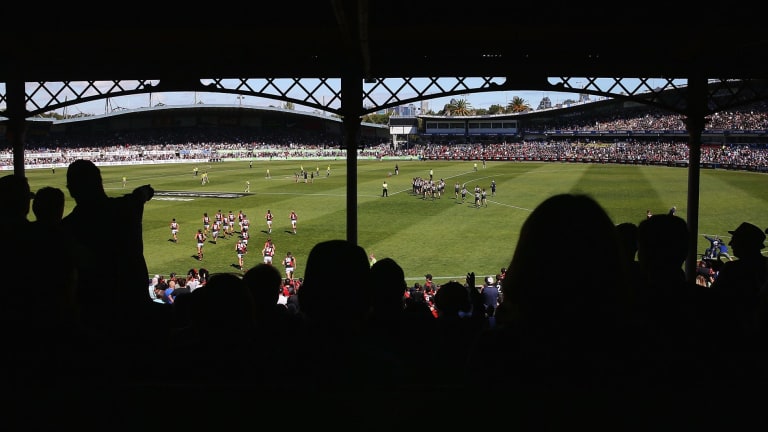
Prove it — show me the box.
[697,170,768,236]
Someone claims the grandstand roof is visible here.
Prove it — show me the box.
[4,4,768,82]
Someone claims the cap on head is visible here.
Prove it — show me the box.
[728,222,766,249]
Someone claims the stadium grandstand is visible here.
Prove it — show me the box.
[4,98,768,173]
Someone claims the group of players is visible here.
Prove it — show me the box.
[410,171,497,208]
[412,179,491,208]
[170,208,298,276]
[456,184,489,208]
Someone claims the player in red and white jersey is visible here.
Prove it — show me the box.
[236,239,247,271]
[202,213,211,235]
[211,219,221,244]
[265,209,274,234]
[241,214,250,236]
[215,209,224,225]
[169,218,180,243]
[262,238,275,264]
[227,210,236,236]
[194,229,206,260]
[283,251,296,280]
[289,210,298,234]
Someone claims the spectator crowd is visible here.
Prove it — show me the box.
[3,101,768,170]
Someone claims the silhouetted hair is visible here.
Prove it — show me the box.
[502,193,632,329]
[434,281,471,316]
[33,186,65,224]
[243,263,284,310]
[66,159,104,199]
[0,174,33,218]
[637,214,688,268]
[299,239,371,324]
[370,257,407,309]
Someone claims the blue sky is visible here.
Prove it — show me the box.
[5,77,684,116]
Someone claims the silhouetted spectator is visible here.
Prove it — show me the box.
[61,159,166,357]
[1,174,78,421]
[242,263,306,390]
[635,214,713,385]
[711,222,768,344]
[431,280,486,391]
[297,239,372,391]
[467,193,638,395]
[365,257,431,390]
[3,174,78,331]
[369,257,408,320]
[26,184,79,327]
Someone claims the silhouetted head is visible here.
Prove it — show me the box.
[434,281,471,317]
[32,186,65,225]
[637,214,688,270]
[299,239,371,326]
[66,159,104,201]
[370,257,407,310]
[728,222,766,255]
[0,174,33,220]
[243,263,283,312]
[502,193,631,331]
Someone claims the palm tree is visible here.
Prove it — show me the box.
[506,96,531,113]
[442,98,474,116]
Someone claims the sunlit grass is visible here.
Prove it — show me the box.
[23,160,768,283]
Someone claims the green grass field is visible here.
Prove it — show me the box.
[23,159,768,284]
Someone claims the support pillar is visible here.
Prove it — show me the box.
[5,80,27,176]
[684,77,707,282]
[341,72,363,245]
